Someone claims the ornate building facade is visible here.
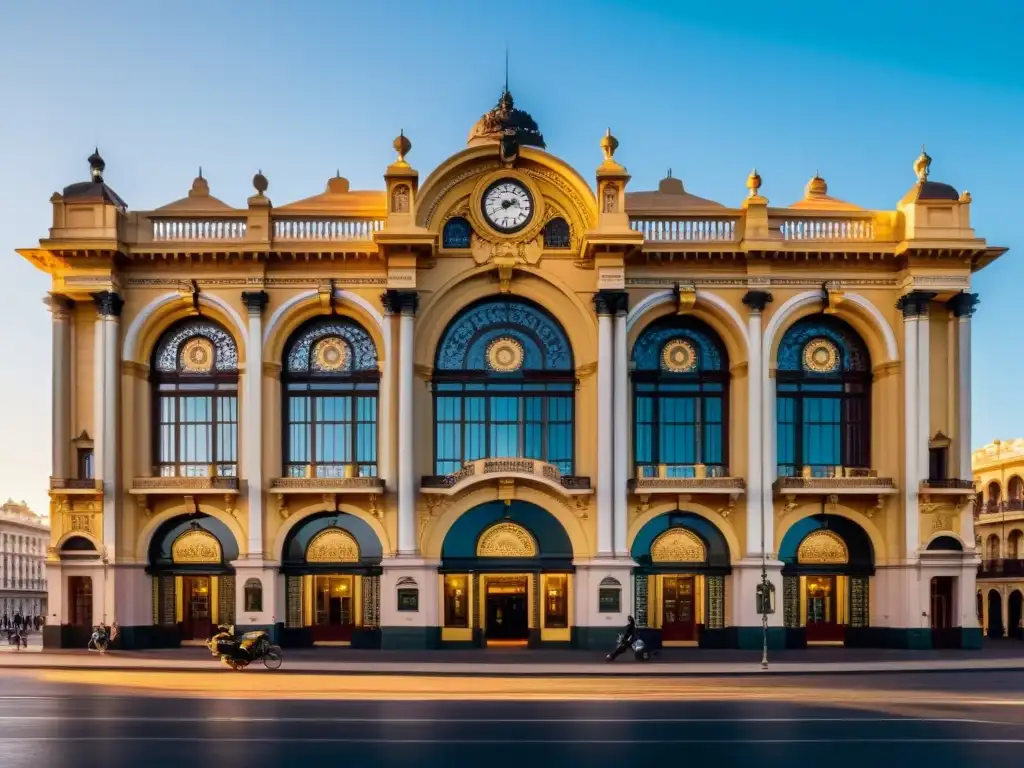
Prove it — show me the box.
[21,91,1005,650]
[0,499,48,620]
[974,439,1024,639]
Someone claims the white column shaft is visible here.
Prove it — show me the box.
[245,311,264,558]
[102,315,119,558]
[93,314,106,481]
[917,311,931,481]
[397,311,416,555]
[760,367,776,555]
[904,316,920,557]
[596,313,613,557]
[50,309,71,479]
[746,311,763,557]
[379,313,394,491]
[958,316,972,480]
[612,312,629,556]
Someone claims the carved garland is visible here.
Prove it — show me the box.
[171,528,222,565]
[306,528,360,563]
[476,522,538,558]
[650,528,707,563]
[796,529,849,565]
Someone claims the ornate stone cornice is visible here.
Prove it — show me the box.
[948,291,980,318]
[91,290,124,318]
[593,289,628,316]
[742,290,773,313]
[241,290,270,315]
[896,290,937,318]
[381,289,419,315]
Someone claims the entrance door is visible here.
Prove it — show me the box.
[485,578,529,642]
[805,576,844,643]
[312,575,355,641]
[1009,591,1023,640]
[68,576,92,627]
[930,576,958,648]
[661,575,697,642]
[181,576,212,639]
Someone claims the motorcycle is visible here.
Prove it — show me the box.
[7,627,27,649]
[89,622,119,653]
[207,624,283,671]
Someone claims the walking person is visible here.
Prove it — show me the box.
[606,616,637,662]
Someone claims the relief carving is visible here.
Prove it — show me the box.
[650,528,706,563]
[796,530,848,565]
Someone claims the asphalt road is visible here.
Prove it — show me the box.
[0,671,1022,767]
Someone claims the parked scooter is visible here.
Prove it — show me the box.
[207,624,283,670]
[631,635,652,662]
[88,622,119,653]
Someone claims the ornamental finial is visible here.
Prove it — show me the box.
[393,129,412,163]
[914,145,931,182]
[746,168,762,197]
[600,127,619,162]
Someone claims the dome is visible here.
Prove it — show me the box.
[467,90,545,149]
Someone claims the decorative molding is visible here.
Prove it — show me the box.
[476,522,537,557]
[742,290,773,313]
[896,290,937,318]
[381,289,419,315]
[92,290,124,318]
[948,291,980,318]
[121,360,150,378]
[241,290,270,315]
[796,530,848,565]
[305,527,360,563]
[171,527,221,564]
[650,528,706,563]
[575,361,598,380]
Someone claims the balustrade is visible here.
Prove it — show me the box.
[630,217,738,242]
[273,217,383,241]
[779,216,875,241]
[152,218,247,241]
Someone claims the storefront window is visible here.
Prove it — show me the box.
[544,574,568,628]
[444,575,469,627]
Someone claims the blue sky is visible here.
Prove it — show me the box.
[1,0,1021,514]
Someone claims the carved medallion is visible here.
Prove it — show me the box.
[486,336,525,373]
[661,339,698,373]
[802,338,840,373]
[306,528,360,563]
[650,528,706,563]
[477,522,537,557]
[313,337,348,372]
[180,337,215,373]
[796,529,848,565]
[171,528,222,564]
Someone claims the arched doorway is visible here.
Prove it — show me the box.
[279,512,383,647]
[1009,591,1023,640]
[147,514,240,643]
[987,589,1004,638]
[630,512,731,647]
[778,514,874,646]
[986,534,1001,562]
[439,500,574,647]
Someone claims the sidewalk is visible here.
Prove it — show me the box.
[3,642,1024,676]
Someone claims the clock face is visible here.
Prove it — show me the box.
[482,179,533,233]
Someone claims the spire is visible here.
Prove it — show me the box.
[504,46,509,94]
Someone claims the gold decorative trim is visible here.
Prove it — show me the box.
[796,529,849,565]
[729,361,748,377]
[486,336,525,372]
[263,361,282,379]
[575,361,598,380]
[477,522,537,557]
[180,337,215,373]
[313,337,348,371]
[171,528,222,564]
[661,339,698,372]
[802,338,840,373]
[121,360,150,378]
[306,527,360,563]
[872,360,901,380]
[650,528,706,563]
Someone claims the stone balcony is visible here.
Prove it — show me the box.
[774,465,896,495]
[48,477,102,496]
[421,458,592,503]
[270,464,385,521]
[128,471,240,519]
[628,463,745,518]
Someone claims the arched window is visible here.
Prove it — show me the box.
[986,533,1001,561]
[282,317,379,478]
[543,217,570,249]
[776,315,870,477]
[987,481,1002,512]
[632,316,729,476]
[151,318,239,477]
[1009,477,1023,510]
[433,297,574,475]
[1009,531,1022,560]
[442,217,472,249]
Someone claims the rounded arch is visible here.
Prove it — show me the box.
[984,532,1001,560]
[1008,476,1023,501]
[123,291,248,365]
[626,289,749,361]
[55,531,100,553]
[145,512,240,570]
[1008,529,1023,559]
[926,533,965,551]
[438,499,573,568]
[987,480,1003,502]
[764,290,898,367]
[263,289,385,365]
[775,504,886,566]
[630,511,732,571]
[273,499,392,561]
[279,511,383,568]
[778,513,875,574]
[628,499,742,564]
[988,588,1005,638]
[135,503,247,563]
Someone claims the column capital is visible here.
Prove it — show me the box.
[43,293,74,320]
[241,290,270,316]
[948,291,980,318]
[91,290,124,318]
[593,289,628,316]
[381,289,419,315]
[896,290,937,318]
[742,290,773,314]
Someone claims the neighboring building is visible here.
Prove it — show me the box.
[18,89,1006,650]
[973,439,1024,639]
[0,499,48,620]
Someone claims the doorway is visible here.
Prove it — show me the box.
[661,575,697,642]
[805,576,843,643]
[181,576,212,639]
[485,577,529,642]
[312,575,355,641]
[987,589,1004,638]
[68,576,92,627]
[930,576,959,648]
[1009,590,1023,640]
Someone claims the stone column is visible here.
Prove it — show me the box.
[742,291,772,557]
[45,295,74,480]
[92,291,123,560]
[378,308,394,492]
[593,292,614,558]
[950,293,979,480]
[897,291,933,557]
[385,290,419,556]
[241,291,269,559]
[612,293,630,557]
[917,297,934,482]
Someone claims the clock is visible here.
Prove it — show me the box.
[482,179,533,233]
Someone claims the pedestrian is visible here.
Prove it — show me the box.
[1,614,7,630]
[606,615,637,662]
[13,612,22,631]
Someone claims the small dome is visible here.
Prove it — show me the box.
[658,169,685,194]
[806,172,827,197]
[467,90,545,149]
[189,169,210,197]
[326,174,350,194]
[901,147,959,204]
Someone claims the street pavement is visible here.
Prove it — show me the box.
[0,669,1022,767]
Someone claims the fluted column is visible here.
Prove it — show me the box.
[743,291,772,557]
[612,293,630,557]
[241,290,269,559]
[950,292,979,480]
[384,290,419,555]
[593,292,615,558]
[897,291,933,556]
[92,291,124,560]
[45,295,74,480]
